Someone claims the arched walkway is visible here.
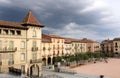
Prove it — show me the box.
[48,57,51,65]
[53,57,56,65]
[30,64,39,77]
[42,58,46,66]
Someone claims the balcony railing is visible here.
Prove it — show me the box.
[0,47,17,53]
[115,45,118,48]
[47,53,52,56]
[30,59,42,64]
[31,47,38,51]
[8,60,14,65]
[53,53,56,56]
[0,61,2,65]
[42,54,47,57]
[53,47,55,50]
[65,48,71,50]
[48,47,51,51]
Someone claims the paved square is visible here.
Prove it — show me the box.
[70,58,120,78]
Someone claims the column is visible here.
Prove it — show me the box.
[51,57,53,65]
[46,57,48,66]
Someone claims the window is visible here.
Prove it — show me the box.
[0,54,1,61]
[9,54,14,61]
[16,30,21,35]
[0,67,1,72]
[72,44,74,46]
[32,53,37,60]
[21,53,25,61]
[0,29,1,34]
[0,41,2,50]
[21,65,25,73]
[10,30,15,35]
[8,54,14,65]
[57,40,59,43]
[53,39,55,42]
[21,41,25,49]
[33,30,36,37]
[9,41,14,50]
[33,41,37,47]
[4,40,8,49]
[53,51,55,55]
[62,40,64,43]
[3,29,8,34]
[53,45,55,50]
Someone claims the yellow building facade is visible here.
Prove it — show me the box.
[0,11,44,77]
[41,34,65,65]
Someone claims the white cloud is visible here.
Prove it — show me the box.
[43,22,106,40]
[0,0,120,41]
[0,0,11,4]
[80,0,108,13]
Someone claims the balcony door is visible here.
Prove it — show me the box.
[9,41,14,50]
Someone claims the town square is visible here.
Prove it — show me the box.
[0,0,120,78]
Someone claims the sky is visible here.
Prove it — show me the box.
[0,0,120,42]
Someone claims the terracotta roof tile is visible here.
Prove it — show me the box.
[42,34,51,42]
[80,38,97,43]
[0,11,44,29]
[22,11,44,27]
[0,20,27,29]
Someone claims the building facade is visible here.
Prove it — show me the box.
[0,11,44,77]
[41,34,65,65]
[113,38,120,54]
[0,11,102,74]
[81,38,100,52]
[41,35,101,66]
[71,40,87,54]
[101,39,113,53]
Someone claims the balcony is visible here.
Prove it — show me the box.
[65,48,71,50]
[115,45,118,48]
[48,47,51,51]
[43,47,46,51]
[30,59,42,64]
[31,47,38,51]
[53,53,56,56]
[0,61,2,65]
[0,47,17,53]
[48,53,52,56]
[42,54,47,57]
[53,47,55,50]
[61,46,64,49]
[8,60,14,65]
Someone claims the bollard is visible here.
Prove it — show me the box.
[100,75,104,78]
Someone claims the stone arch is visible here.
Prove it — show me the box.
[42,58,46,66]
[30,64,39,77]
[53,57,56,65]
[48,57,51,65]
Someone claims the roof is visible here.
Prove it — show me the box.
[42,34,51,43]
[0,20,27,29]
[42,38,51,43]
[113,38,120,41]
[0,11,44,29]
[22,11,44,27]
[63,38,83,43]
[43,34,64,39]
[80,38,97,43]
[101,40,113,44]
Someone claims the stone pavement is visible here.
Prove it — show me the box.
[0,66,111,78]
[42,66,111,78]
[0,73,21,78]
